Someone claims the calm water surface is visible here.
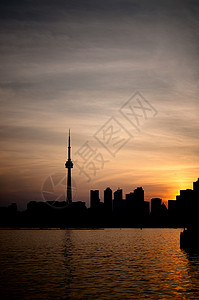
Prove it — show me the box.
[0,229,199,299]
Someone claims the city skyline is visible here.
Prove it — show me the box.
[1,177,198,229]
[2,175,199,212]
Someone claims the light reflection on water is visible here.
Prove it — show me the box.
[0,229,199,299]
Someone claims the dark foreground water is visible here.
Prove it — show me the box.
[0,229,199,299]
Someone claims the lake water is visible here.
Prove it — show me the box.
[0,229,199,299]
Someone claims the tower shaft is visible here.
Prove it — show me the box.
[65,129,73,204]
[67,168,72,204]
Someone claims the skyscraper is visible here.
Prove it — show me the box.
[114,188,122,202]
[193,178,199,192]
[104,187,112,215]
[113,188,123,211]
[65,129,73,204]
[90,190,100,209]
[134,187,144,203]
[151,198,162,217]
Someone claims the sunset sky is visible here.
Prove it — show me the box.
[0,0,199,209]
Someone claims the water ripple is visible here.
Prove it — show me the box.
[0,229,199,299]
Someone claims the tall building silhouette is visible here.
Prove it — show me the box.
[151,198,162,217]
[65,129,73,204]
[168,200,177,216]
[104,187,112,215]
[114,188,122,202]
[90,190,100,209]
[134,187,144,203]
[133,187,145,221]
[193,178,199,192]
[113,188,123,211]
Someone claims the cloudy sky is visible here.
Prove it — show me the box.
[0,0,199,209]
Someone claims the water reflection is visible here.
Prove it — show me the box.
[181,248,199,295]
[0,229,199,299]
[60,229,199,299]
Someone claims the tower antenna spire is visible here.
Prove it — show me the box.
[65,129,73,204]
[68,128,71,160]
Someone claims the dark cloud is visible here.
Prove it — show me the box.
[0,0,198,22]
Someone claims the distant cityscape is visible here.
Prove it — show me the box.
[0,178,199,228]
[1,131,199,228]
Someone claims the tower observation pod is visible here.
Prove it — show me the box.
[65,129,73,204]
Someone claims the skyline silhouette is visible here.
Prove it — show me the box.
[1,178,198,229]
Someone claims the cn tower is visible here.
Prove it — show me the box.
[65,129,73,204]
